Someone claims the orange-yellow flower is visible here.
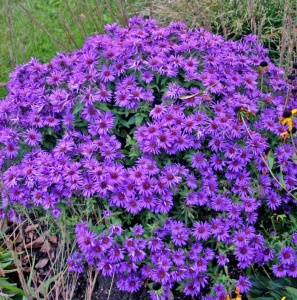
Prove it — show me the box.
[235,106,255,123]
[279,109,297,132]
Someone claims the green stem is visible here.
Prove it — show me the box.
[261,266,271,280]
[260,72,264,92]
[284,87,292,110]
[290,131,297,155]
[270,215,277,235]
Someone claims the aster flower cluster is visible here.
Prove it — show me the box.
[1,16,297,298]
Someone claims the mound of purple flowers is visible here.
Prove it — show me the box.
[1,17,297,299]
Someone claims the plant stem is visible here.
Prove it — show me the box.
[107,273,115,300]
[270,215,277,235]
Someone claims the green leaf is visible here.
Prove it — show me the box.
[72,102,84,114]
[286,286,297,298]
[267,151,274,169]
[250,297,275,300]
[135,115,144,126]
[94,102,110,112]
[279,172,286,189]
[292,153,297,164]
[0,282,25,296]
[160,76,168,86]
[0,261,13,269]
[127,115,135,126]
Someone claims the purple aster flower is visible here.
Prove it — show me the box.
[154,198,173,214]
[184,281,200,296]
[279,246,296,265]
[192,221,211,241]
[108,244,125,263]
[24,128,42,146]
[292,232,297,245]
[172,249,185,266]
[151,268,170,284]
[208,136,226,152]
[262,247,274,263]
[186,173,197,189]
[234,242,254,262]
[273,264,287,277]
[213,284,226,296]
[129,248,146,262]
[236,275,252,293]
[287,262,297,277]
[99,234,114,250]
[217,253,229,266]
[147,237,164,251]
[185,192,198,206]
[67,251,84,273]
[97,259,114,276]
[191,152,207,169]
[89,240,104,259]
[124,195,143,214]
[76,229,97,253]
[99,65,116,82]
[210,154,226,171]
[132,225,144,235]
[204,248,215,260]
[109,224,123,236]
[102,209,111,218]
[3,142,19,159]
[171,228,190,246]
[124,274,142,292]
[149,104,167,120]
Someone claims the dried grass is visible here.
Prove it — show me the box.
[137,0,297,70]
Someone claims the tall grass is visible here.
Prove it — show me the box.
[0,0,136,97]
[137,0,297,70]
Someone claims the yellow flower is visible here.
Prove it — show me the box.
[279,127,297,143]
[279,109,297,132]
[235,106,255,123]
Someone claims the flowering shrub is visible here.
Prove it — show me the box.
[1,16,297,299]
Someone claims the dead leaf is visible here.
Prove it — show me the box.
[40,241,52,253]
[23,267,31,273]
[24,236,44,249]
[0,218,8,232]
[25,224,39,232]
[49,236,57,243]
[167,290,174,300]
[15,235,23,244]
[35,258,49,269]
[21,255,30,264]
[0,264,5,277]
[16,242,24,252]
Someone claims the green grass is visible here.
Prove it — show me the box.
[0,0,134,97]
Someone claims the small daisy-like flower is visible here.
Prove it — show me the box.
[273,264,287,277]
[24,128,42,146]
[287,262,297,277]
[236,275,252,293]
[132,225,144,235]
[216,253,229,266]
[279,246,296,265]
[192,221,211,240]
[292,232,297,245]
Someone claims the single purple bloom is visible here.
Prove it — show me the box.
[236,275,252,293]
[279,246,296,265]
